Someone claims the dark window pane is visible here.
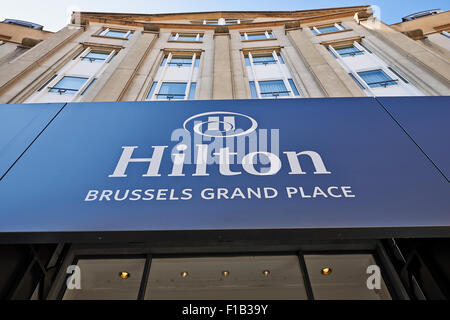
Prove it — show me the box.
[358,69,397,88]
[335,45,363,57]
[247,33,267,40]
[252,53,276,65]
[317,25,339,33]
[188,82,196,100]
[82,50,110,62]
[259,80,289,97]
[157,82,187,100]
[147,81,158,99]
[49,76,88,94]
[177,34,198,41]
[249,81,258,99]
[105,30,128,38]
[288,79,300,96]
[169,56,192,66]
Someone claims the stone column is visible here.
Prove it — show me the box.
[0,25,84,103]
[230,33,250,99]
[197,33,214,100]
[285,21,353,97]
[212,26,233,99]
[93,24,159,102]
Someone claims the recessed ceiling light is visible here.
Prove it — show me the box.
[321,267,332,275]
[181,271,189,278]
[119,271,130,279]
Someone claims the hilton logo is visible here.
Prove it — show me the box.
[85,111,357,202]
[183,111,258,138]
[107,111,331,178]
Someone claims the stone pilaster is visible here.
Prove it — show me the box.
[93,25,159,102]
[0,26,83,103]
[212,26,233,99]
[285,22,353,97]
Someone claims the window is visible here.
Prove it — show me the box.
[188,82,197,100]
[26,46,114,103]
[147,82,158,100]
[245,52,284,66]
[252,53,276,65]
[81,50,111,62]
[349,73,365,89]
[148,52,200,101]
[169,55,193,67]
[312,23,345,35]
[80,79,97,95]
[357,69,398,88]
[259,80,290,98]
[48,76,88,94]
[249,81,258,99]
[333,44,364,57]
[170,33,203,42]
[98,28,133,39]
[441,31,450,38]
[388,67,409,84]
[288,79,300,96]
[241,31,274,41]
[161,54,200,67]
[37,74,58,92]
[156,82,187,100]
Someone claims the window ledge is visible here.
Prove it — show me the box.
[91,34,130,41]
[315,29,353,36]
[167,40,203,44]
[241,38,278,43]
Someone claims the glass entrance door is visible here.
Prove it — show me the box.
[145,255,307,300]
[60,253,393,300]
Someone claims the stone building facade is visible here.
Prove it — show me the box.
[0,19,52,67]
[0,6,448,105]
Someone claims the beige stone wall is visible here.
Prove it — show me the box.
[390,11,450,35]
[0,22,52,44]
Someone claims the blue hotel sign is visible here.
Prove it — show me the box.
[0,97,449,241]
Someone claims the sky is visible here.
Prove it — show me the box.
[1,0,448,32]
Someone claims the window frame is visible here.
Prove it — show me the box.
[80,50,112,63]
[146,51,201,101]
[155,82,188,100]
[47,76,90,95]
[169,33,203,42]
[241,31,275,41]
[258,79,291,98]
[441,31,450,38]
[97,27,133,40]
[312,23,346,35]
[332,44,364,58]
[357,69,399,88]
